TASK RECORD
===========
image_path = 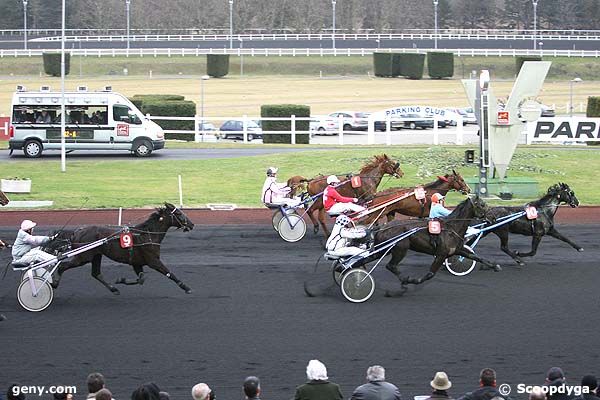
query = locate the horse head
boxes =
[376,154,404,178]
[469,195,492,221]
[162,203,195,231]
[0,190,9,206]
[549,183,579,208]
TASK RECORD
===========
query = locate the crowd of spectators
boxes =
[3,365,599,400]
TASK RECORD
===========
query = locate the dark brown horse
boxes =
[357,170,471,225]
[477,183,582,266]
[0,190,9,206]
[51,203,195,295]
[287,154,404,237]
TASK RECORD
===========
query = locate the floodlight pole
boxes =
[22,0,28,50]
[61,0,66,172]
[569,77,582,117]
[229,0,234,49]
[332,0,336,50]
[433,0,439,50]
[126,0,131,51]
[200,75,210,142]
[477,70,491,197]
[532,0,539,50]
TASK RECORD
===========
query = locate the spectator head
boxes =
[131,383,161,400]
[430,372,452,391]
[306,360,328,381]
[53,392,74,400]
[243,376,261,399]
[366,366,386,383]
[87,373,106,394]
[581,375,598,393]
[479,368,497,387]
[529,386,546,400]
[546,367,566,384]
[191,383,212,400]
[159,392,170,400]
[7,385,25,400]
[96,389,112,400]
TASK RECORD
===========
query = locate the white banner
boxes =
[527,117,600,142]
[371,105,459,121]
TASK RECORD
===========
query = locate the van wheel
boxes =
[23,140,43,158]
[133,140,153,157]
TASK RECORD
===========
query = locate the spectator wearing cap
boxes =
[457,368,509,400]
[573,375,600,400]
[295,359,343,400]
[545,367,574,400]
[243,376,261,400]
[191,383,212,400]
[350,365,402,400]
[131,383,161,400]
[87,373,107,400]
[424,372,453,400]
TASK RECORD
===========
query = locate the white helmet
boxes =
[335,215,352,226]
[21,219,36,230]
[327,175,340,185]
[266,167,278,176]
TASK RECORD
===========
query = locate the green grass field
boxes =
[1,146,598,209]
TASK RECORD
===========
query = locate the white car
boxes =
[328,111,370,131]
[310,116,339,135]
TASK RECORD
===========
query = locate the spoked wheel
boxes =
[272,209,296,232]
[277,213,306,242]
[444,245,477,276]
[340,269,375,303]
[21,268,53,284]
[17,277,54,312]
[304,255,340,298]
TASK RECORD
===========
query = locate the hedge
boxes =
[261,104,310,144]
[140,100,196,140]
[427,52,454,79]
[129,94,185,110]
[42,52,71,77]
[399,53,426,80]
[586,97,600,145]
[373,52,396,77]
[516,56,542,75]
[207,54,230,78]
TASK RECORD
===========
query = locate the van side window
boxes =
[113,104,141,125]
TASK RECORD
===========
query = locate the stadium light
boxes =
[569,77,582,117]
[22,0,28,50]
[332,0,336,50]
[532,0,539,50]
[126,0,131,51]
[229,0,234,49]
[433,0,439,50]
[200,75,210,142]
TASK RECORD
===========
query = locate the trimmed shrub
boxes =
[261,104,310,144]
[516,56,542,75]
[140,100,196,141]
[586,97,600,145]
[427,52,454,79]
[42,52,70,77]
[129,94,185,109]
[399,53,426,80]
[207,54,230,78]
[373,52,396,77]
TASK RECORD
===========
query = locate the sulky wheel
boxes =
[17,276,54,312]
[277,213,306,242]
[444,245,477,276]
[272,208,297,232]
[340,269,375,303]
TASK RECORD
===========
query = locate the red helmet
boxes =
[431,193,445,203]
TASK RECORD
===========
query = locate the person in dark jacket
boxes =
[545,367,574,400]
[458,368,508,400]
[243,376,261,400]
[424,372,453,400]
[350,365,402,400]
[573,375,600,400]
[295,360,343,400]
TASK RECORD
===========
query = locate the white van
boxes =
[8,85,165,158]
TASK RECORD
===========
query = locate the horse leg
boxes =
[384,245,409,284]
[401,255,445,285]
[90,254,120,295]
[115,265,146,285]
[547,226,584,252]
[51,257,86,289]
[318,208,331,237]
[386,211,395,223]
[306,205,320,234]
[516,235,543,258]
[454,247,503,272]
[146,259,192,294]
[493,229,525,266]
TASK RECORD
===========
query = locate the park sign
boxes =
[371,105,459,121]
[527,117,600,142]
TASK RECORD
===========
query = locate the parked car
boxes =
[462,107,478,124]
[218,119,263,140]
[541,105,556,117]
[310,115,340,135]
[399,113,434,130]
[328,111,370,131]
[198,122,217,132]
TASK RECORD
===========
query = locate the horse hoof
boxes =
[110,287,120,295]
[313,226,319,234]
[516,260,525,267]
[185,288,192,294]
[577,248,584,252]
[493,264,502,272]
[0,314,6,322]
[115,277,126,285]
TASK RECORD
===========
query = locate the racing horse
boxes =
[477,182,582,266]
[0,190,9,206]
[50,203,195,295]
[368,196,500,288]
[287,154,404,237]
[357,170,471,225]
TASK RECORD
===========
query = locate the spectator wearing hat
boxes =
[424,372,453,400]
[457,368,509,400]
[87,373,108,400]
[243,376,261,400]
[350,365,402,400]
[191,383,213,400]
[295,359,343,400]
[12,219,56,266]
[573,375,600,400]
[545,367,574,400]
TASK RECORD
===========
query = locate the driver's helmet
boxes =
[335,215,352,227]
[431,193,445,204]
[266,167,278,177]
[20,219,37,231]
[327,175,340,185]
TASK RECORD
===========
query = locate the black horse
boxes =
[370,196,500,288]
[50,203,195,295]
[477,182,582,266]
